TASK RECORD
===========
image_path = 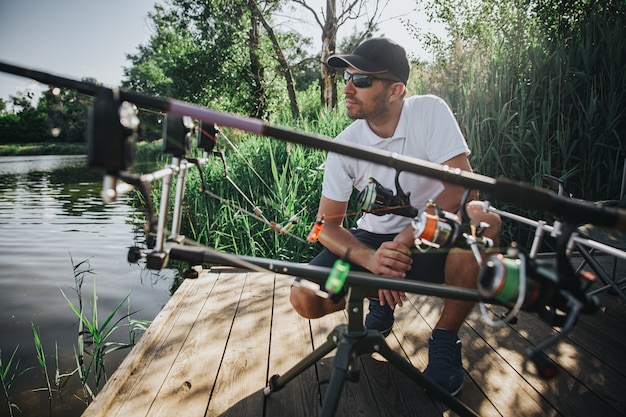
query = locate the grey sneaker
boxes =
[423,329,464,395]
[364,298,394,337]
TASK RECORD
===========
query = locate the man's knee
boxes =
[289,286,318,318]
[290,284,344,319]
[466,200,501,239]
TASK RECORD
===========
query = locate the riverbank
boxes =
[0,140,162,158]
[0,154,178,417]
[0,142,87,156]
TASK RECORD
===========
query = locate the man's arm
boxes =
[317,195,412,279]
[433,153,477,213]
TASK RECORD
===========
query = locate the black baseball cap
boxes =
[327,38,410,85]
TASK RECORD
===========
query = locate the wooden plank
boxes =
[567,317,626,373]
[81,270,221,417]
[265,275,321,417]
[206,272,275,416]
[409,294,559,417]
[489,306,626,416]
[467,296,625,417]
[395,294,500,417]
[82,265,626,417]
[310,302,385,417]
[359,298,446,417]
[578,295,626,338]
[122,270,247,417]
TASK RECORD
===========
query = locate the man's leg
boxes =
[290,246,347,319]
[290,286,346,319]
[437,200,501,331]
[290,229,396,320]
[424,200,501,395]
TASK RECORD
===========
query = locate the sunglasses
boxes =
[343,71,400,88]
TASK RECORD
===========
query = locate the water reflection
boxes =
[0,155,177,417]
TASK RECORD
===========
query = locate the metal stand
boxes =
[263,286,479,417]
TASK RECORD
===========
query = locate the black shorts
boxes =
[295,228,447,300]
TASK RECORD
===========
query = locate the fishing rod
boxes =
[0,61,616,381]
[1,60,625,233]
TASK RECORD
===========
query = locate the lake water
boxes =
[0,155,178,417]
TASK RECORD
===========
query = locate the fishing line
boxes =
[2,61,622,232]
[200,188,307,244]
[216,129,273,194]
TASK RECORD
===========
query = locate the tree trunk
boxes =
[321,0,337,108]
[251,0,300,118]
[247,0,267,118]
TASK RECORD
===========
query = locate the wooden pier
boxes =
[81,258,626,417]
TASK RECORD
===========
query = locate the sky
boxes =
[0,0,442,105]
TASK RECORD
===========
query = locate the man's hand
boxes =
[365,241,412,309]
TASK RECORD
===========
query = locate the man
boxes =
[290,37,501,395]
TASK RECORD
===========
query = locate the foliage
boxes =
[122,1,258,138]
[60,258,138,399]
[412,0,626,247]
[181,131,325,262]
[0,346,31,417]
[0,108,48,143]
[0,85,90,145]
[36,87,90,142]
[124,1,258,112]
[0,142,86,156]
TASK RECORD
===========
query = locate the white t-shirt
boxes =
[322,94,470,234]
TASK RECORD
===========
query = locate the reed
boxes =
[59,257,142,403]
[0,346,31,417]
[31,323,53,413]
[61,283,135,399]
[180,131,326,261]
[413,4,625,248]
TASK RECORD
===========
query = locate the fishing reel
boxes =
[357,172,418,218]
[477,224,599,379]
[411,191,493,260]
[478,247,559,313]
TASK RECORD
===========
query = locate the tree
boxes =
[36,86,89,142]
[247,0,268,118]
[122,1,254,139]
[249,0,300,117]
[9,91,35,113]
[123,1,276,117]
[288,0,388,108]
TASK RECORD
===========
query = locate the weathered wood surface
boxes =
[82,257,626,417]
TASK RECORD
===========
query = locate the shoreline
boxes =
[0,142,87,156]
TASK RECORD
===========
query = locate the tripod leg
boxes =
[265,337,337,395]
[319,366,349,417]
[376,342,479,417]
[318,341,354,417]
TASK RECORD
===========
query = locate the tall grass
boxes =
[0,142,87,156]
[413,2,626,248]
[182,131,327,262]
[167,93,352,262]
[60,259,138,400]
[0,346,31,417]
[31,324,53,413]
[2,258,147,416]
